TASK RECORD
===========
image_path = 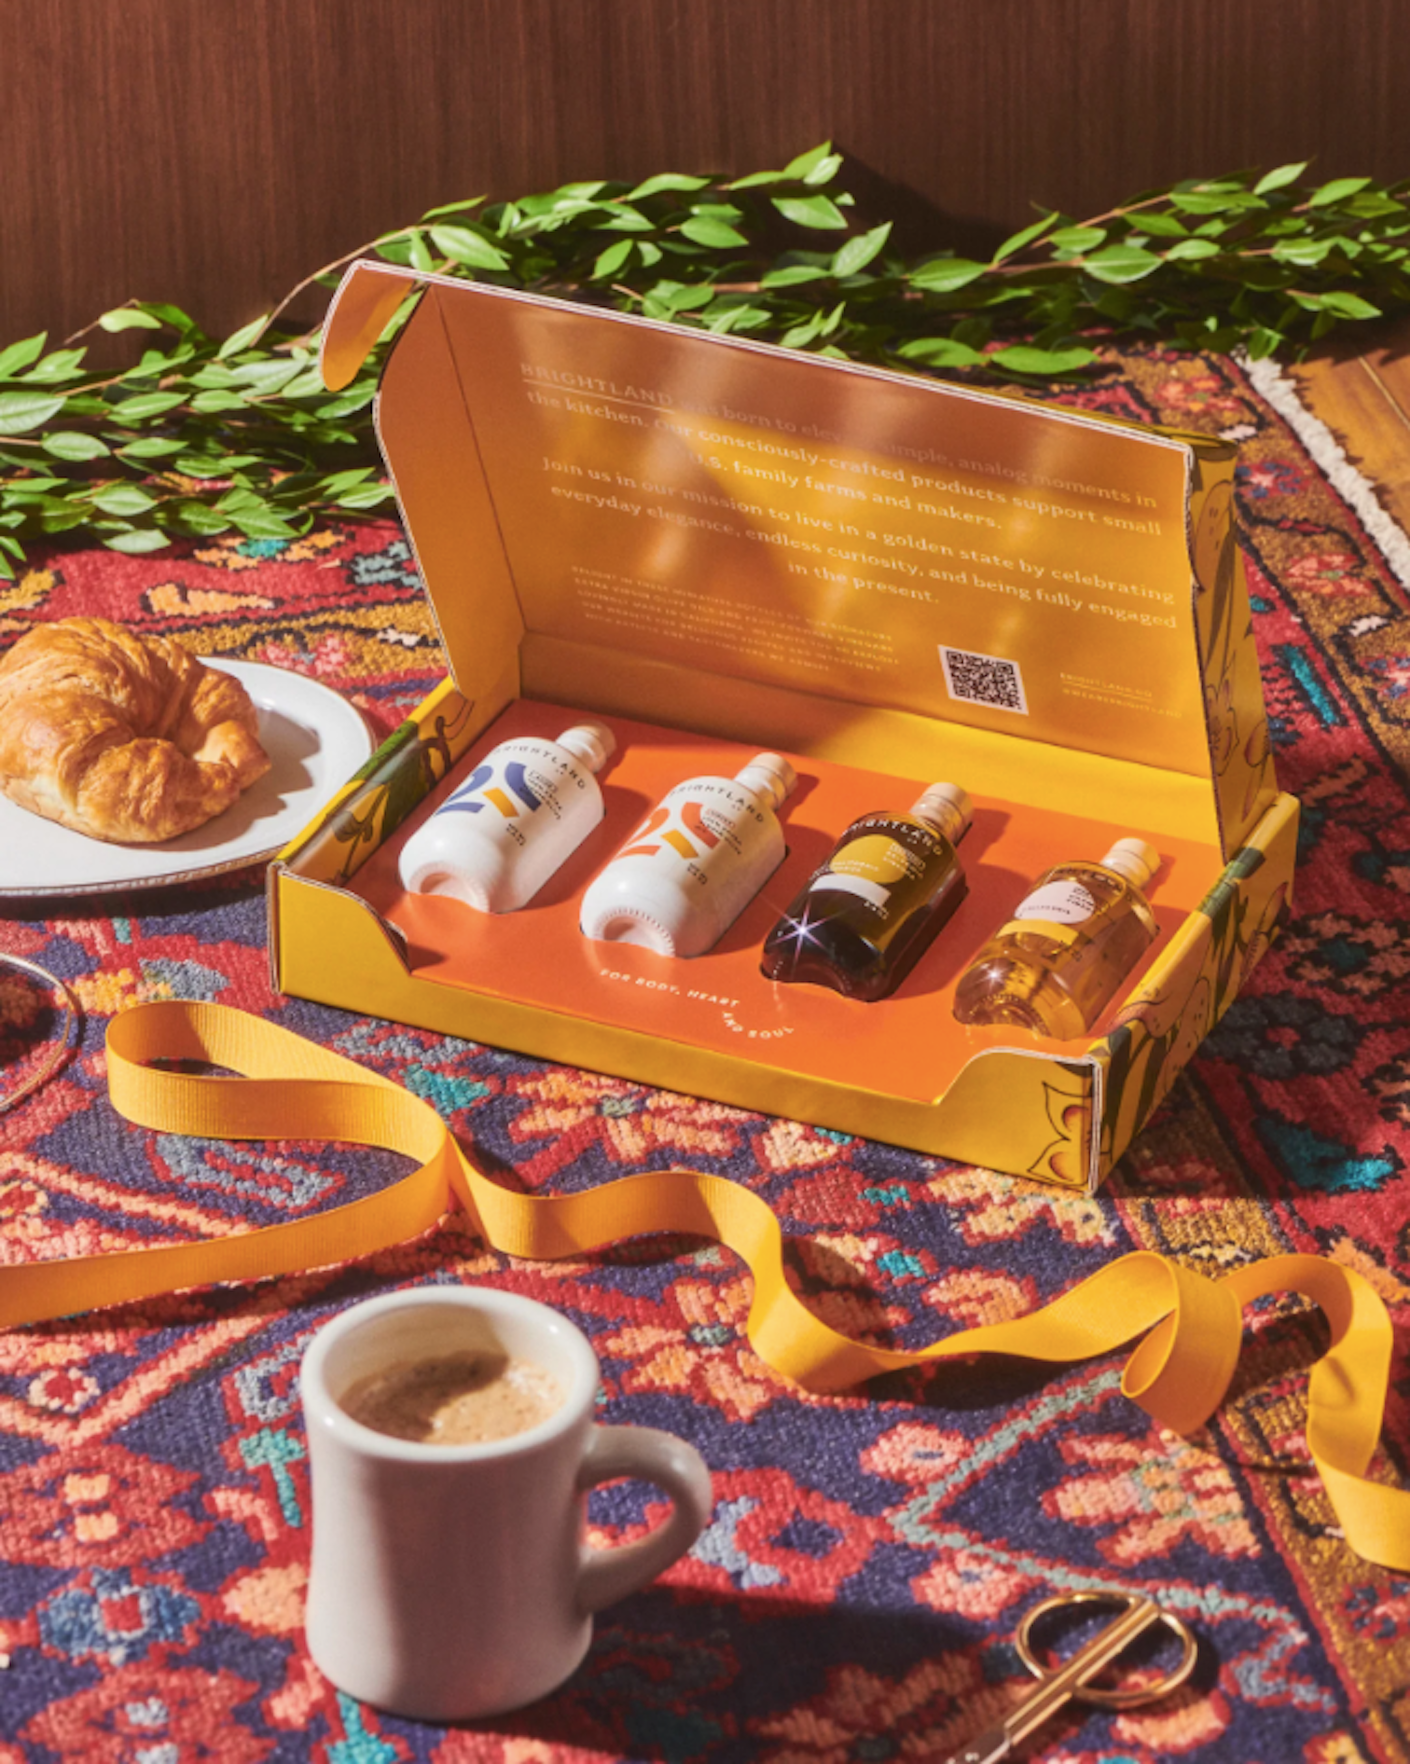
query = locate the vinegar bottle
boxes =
[760,782,972,1001]
[952,836,1160,1038]
[398,723,616,913]
[579,752,797,958]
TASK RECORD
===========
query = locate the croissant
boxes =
[0,617,271,844]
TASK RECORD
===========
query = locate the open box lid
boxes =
[321,261,1277,860]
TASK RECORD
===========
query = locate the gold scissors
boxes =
[941,1590,1200,1764]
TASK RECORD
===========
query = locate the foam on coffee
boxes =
[340,1350,563,1445]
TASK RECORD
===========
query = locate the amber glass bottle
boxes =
[952,837,1159,1038]
[760,782,971,1001]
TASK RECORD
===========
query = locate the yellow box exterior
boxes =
[272,677,1296,1192]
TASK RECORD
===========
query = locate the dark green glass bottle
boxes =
[760,782,971,1001]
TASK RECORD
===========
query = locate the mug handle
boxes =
[575,1425,714,1614]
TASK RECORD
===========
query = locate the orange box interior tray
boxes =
[351,698,1222,1105]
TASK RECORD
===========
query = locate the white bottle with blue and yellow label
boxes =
[579,752,797,957]
[399,723,616,913]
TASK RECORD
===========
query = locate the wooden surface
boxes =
[1292,323,1410,533]
[4,0,1410,344]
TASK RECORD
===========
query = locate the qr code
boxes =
[939,645,1028,714]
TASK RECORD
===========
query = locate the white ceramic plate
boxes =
[0,660,374,899]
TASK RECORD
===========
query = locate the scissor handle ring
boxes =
[0,951,80,1115]
[1015,1591,1200,1710]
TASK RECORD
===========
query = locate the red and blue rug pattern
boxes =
[1,347,1409,1763]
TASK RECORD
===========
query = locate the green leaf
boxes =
[761,263,829,288]
[230,506,300,540]
[1132,212,1190,238]
[895,337,985,367]
[23,348,86,383]
[832,222,892,277]
[626,172,711,199]
[408,231,435,273]
[190,390,250,415]
[1170,190,1261,214]
[333,482,395,509]
[0,390,66,434]
[909,257,988,293]
[37,502,90,533]
[228,358,305,393]
[40,431,111,461]
[1083,243,1164,283]
[1253,161,1310,196]
[98,306,164,333]
[140,302,201,333]
[168,501,235,536]
[217,312,272,358]
[315,387,378,418]
[420,195,487,220]
[1308,176,1374,208]
[1347,192,1406,218]
[782,142,835,180]
[994,212,1057,262]
[1048,226,1108,255]
[726,169,785,190]
[801,154,843,187]
[1245,325,1285,360]
[643,281,716,317]
[316,468,377,495]
[170,452,236,477]
[429,224,511,270]
[679,216,749,249]
[1270,237,1333,266]
[780,311,825,349]
[116,436,186,460]
[111,390,188,421]
[279,369,330,399]
[103,527,171,554]
[89,483,157,516]
[596,205,656,234]
[1163,237,1222,261]
[1319,290,1383,319]
[0,333,47,378]
[591,238,635,280]
[988,344,1097,374]
[772,195,848,230]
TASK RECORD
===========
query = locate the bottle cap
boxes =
[555,723,616,773]
[735,752,796,811]
[1101,836,1160,889]
[911,781,972,844]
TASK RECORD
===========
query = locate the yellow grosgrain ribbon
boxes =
[3,1000,1406,1571]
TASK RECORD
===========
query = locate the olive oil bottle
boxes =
[952,837,1159,1038]
[760,782,972,1001]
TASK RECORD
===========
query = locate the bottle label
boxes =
[612,779,766,888]
[435,737,596,853]
[811,872,891,910]
[1013,879,1098,926]
[438,739,588,841]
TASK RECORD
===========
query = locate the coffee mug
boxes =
[300,1287,714,1720]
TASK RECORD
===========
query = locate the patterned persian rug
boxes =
[1,346,1408,1764]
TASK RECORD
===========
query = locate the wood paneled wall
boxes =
[4,0,1408,344]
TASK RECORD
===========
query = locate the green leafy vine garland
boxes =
[1,144,1405,577]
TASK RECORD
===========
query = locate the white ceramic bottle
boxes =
[579,752,797,957]
[399,723,616,913]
